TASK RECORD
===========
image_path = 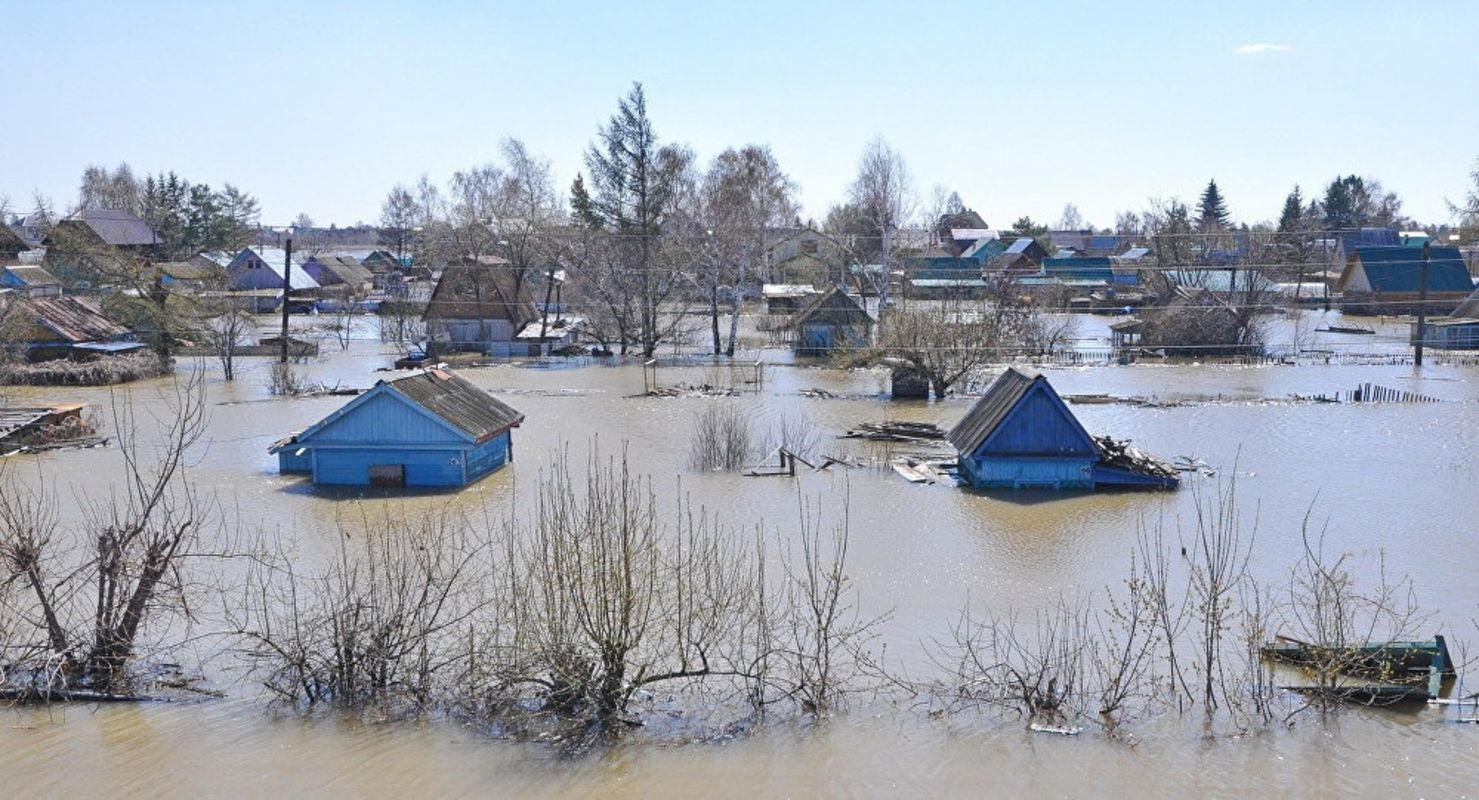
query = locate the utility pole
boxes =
[280,237,293,363]
[1414,240,1430,367]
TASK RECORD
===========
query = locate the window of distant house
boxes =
[801,240,818,254]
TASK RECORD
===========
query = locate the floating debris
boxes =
[841,421,947,443]
[1028,722,1081,736]
[799,387,837,399]
[636,383,742,398]
[1093,435,1180,483]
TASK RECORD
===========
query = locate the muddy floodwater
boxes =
[3,312,1478,797]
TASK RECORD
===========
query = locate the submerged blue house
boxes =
[270,369,524,487]
[947,368,1177,491]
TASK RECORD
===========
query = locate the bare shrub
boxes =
[762,410,820,461]
[269,362,308,396]
[231,509,488,713]
[688,402,754,471]
[0,371,208,696]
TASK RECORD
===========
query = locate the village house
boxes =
[947,367,1178,491]
[225,247,321,311]
[0,295,142,361]
[422,257,540,357]
[1,265,62,297]
[988,237,1048,273]
[300,254,374,292]
[269,368,524,488]
[788,285,873,357]
[361,249,404,274]
[762,283,820,314]
[764,228,845,286]
[1410,287,1479,350]
[41,208,158,286]
[1336,245,1473,315]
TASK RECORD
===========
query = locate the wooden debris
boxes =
[1028,722,1082,736]
[841,420,947,443]
[1094,435,1178,480]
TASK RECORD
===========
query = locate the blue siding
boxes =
[309,391,467,445]
[278,451,312,473]
[466,432,511,481]
[312,446,466,487]
[960,454,1095,489]
[978,389,1097,457]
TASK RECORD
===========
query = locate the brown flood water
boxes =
[3,315,1478,797]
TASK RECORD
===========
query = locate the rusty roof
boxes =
[18,295,132,343]
[385,369,524,442]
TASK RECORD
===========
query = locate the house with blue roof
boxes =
[947,368,1177,491]
[1337,245,1474,315]
[269,369,524,488]
[1042,256,1116,286]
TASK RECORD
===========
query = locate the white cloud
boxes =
[1235,43,1293,55]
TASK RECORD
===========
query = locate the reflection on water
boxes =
[3,325,1478,796]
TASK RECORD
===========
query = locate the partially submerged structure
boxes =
[422,259,540,357]
[947,368,1178,490]
[0,295,141,360]
[1,265,62,297]
[1336,245,1473,315]
[789,286,873,357]
[270,369,524,488]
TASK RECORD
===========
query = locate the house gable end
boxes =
[975,382,1097,458]
[296,384,474,447]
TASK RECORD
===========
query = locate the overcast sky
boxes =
[6,0,1477,229]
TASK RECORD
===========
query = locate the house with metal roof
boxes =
[40,208,158,287]
[301,254,373,290]
[226,247,321,293]
[1042,256,1115,286]
[1,295,141,360]
[1336,245,1474,315]
[989,237,1048,273]
[788,286,873,357]
[423,258,540,357]
[1,265,62,297]
[947,368,1178,491]
[268,368,524,488]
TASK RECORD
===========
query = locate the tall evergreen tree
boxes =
[1197,179,1230,230]
[1322,175,1363,229]
[1278,185,1304,232]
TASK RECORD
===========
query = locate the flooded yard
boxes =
[3,313,1478,797]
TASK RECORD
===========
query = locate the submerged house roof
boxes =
[1337,246,1473,294]
[947,368,1096,457]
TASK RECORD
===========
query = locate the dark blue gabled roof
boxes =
[1352,246,1473,293]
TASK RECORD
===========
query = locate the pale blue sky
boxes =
[5,0,1477,228]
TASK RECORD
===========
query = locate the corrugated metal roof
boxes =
[1353,246,1473,293]
[947,368,1038,454]
[67,208,157,246]
[307,254,373,286]
[18,295,131,343]
[386,369,524,442]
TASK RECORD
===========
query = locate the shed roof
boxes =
[2,265,60,286]
[15,295,131,342]
[948,368,1065,454]
[790,286,872,328]
[309,254,374,286]
[1348,246,1473,293]
[59,208,157,247]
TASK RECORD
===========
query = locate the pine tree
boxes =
[1322,175,1363,229]
[1197,179,1230,230]
[1277,185,1304,232]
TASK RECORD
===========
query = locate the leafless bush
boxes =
[269,362,308,396]
[688,402,755,471]
[230,509,488,713]
[0,371,209,697]
[762,410,820,461]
